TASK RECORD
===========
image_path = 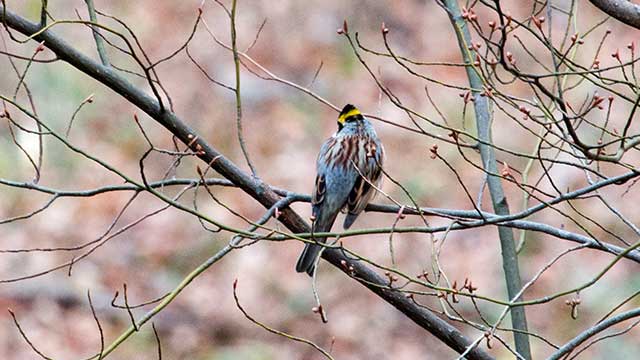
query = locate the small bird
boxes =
[296,104,385,275]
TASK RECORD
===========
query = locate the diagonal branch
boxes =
[548,307,640,360]
[589,0,640,30]
[0,5,493,360]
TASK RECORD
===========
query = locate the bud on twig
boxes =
[592,94,605,110]
[337,20,348,35]
[505,51,515,66]
[485,332,493,349]
[429,144,438,159]
[501,162,511,178]
[505,12,512,27]
[611,48,620,62]
[340,260,349,271]
[532,16,541,30]
[461,6,469,20]
[460,91,472,104]
[518,105,530,120]
[565,298,581,319]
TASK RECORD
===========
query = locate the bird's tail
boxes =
[295,242,323,276]
[295,211,337,276]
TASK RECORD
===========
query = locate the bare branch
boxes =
[548,307,640,359]
[589,0,640,29]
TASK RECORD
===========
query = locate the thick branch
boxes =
[442,0,531,358]
[0,5,493,360]
[589,0,640,29]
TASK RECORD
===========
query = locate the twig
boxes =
[65,93,94,137]
[84,0,110,66]
[8,309,53,360]
[87,290,105,360]
[152,323,162,360]
[548,307,640,359]
[230,0,257,176]
[233,279,335,359]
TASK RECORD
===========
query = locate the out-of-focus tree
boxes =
[1,0,639,359]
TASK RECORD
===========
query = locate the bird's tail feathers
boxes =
[343,212,359,229]
[295,211,337,276]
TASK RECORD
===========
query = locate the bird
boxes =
[296,104,385,275]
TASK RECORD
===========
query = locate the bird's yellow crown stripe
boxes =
[338,108,361,124]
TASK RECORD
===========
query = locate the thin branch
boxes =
[152,323,162,360]
[233,279,334,359]
[548,307,640,359]
[8,309,53,360]
[84,0,110,66]
[230,0,257,176]
[87,290,105,360]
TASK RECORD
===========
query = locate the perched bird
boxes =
[296,104,385,275]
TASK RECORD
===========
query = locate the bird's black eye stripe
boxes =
[345,114,364,122]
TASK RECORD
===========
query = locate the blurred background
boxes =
[1,0,639,359]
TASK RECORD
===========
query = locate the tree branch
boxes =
[441,0,531,358]
[589,0,640,30]
[548,307,640,360]
[0,5,492,360]
[84,0,110,67]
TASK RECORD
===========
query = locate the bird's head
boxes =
[337,104,363,131]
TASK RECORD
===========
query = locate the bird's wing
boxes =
[311,136,349,232]
[344,139,384,228]
[311,173,326,207]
